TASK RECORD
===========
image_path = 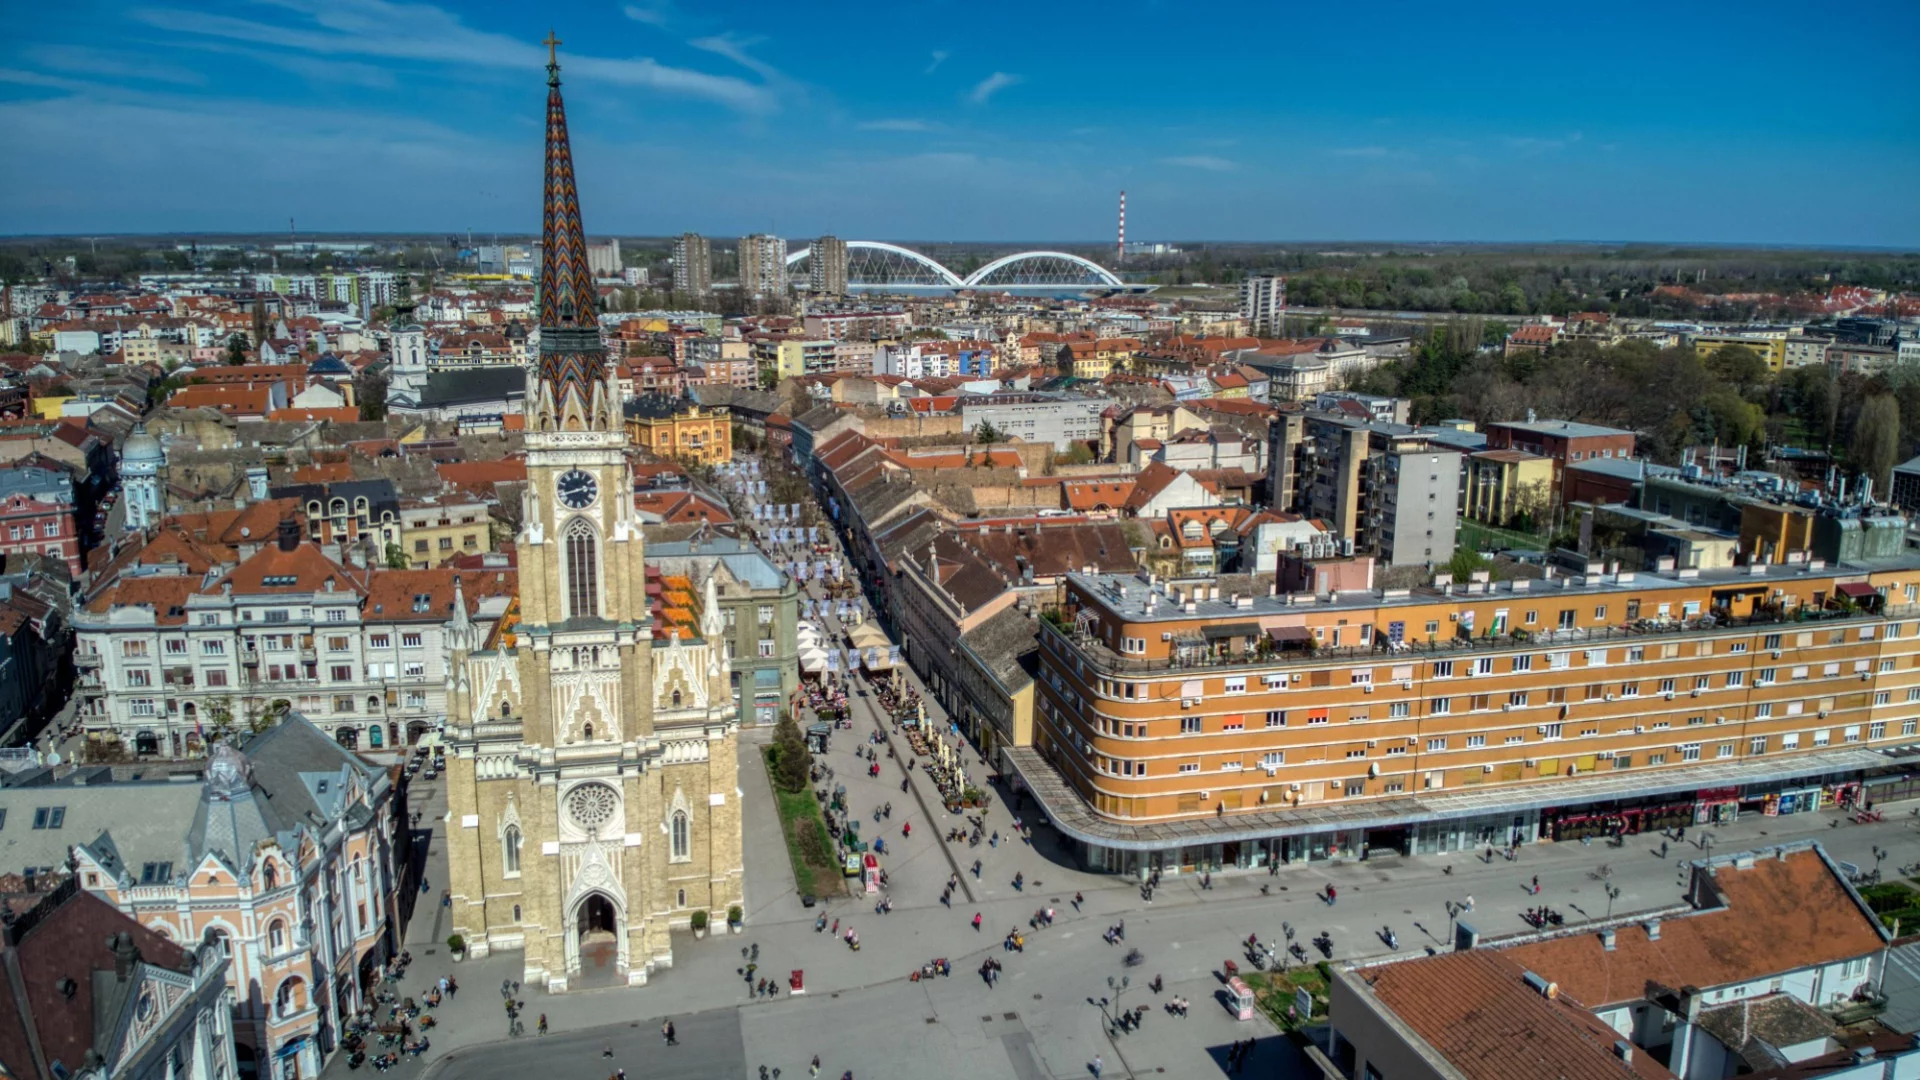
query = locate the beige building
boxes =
[442,54,743,994]
[399,496,493,567]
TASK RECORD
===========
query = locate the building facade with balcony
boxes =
[73,520,513,755]
[396,497,493,568]
[1017,559,1920,878]
[2,726,403,1080]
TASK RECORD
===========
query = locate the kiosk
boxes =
[1227,976,1255,1021]
[862,853,882,894]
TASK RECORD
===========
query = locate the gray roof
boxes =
[646,538,788,592]
[1489,419,1634,440]
[1567,457,1681,482]
[960,605,1038,692]
[0,778,201,883]
[419,367,526,408]
[0,714,382,887]
[1894,454,1920,477]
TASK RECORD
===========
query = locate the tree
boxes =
[1851,394,1902,498]
[770,710,812,793]
[385,542,412,569]
[974,421,1004,444]
[1705,345,1769,396]
[355,369,388,421]
[1448,547,1489,581]
[224,333,249,365]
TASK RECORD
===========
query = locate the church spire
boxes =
[530,32,612,432]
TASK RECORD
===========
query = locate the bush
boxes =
[690,910,708,931]
[728,905,743,925]
[447,934,465,953]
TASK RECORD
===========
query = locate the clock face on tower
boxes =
[556,469,599,510]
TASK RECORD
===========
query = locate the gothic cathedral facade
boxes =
[441,44,744,992]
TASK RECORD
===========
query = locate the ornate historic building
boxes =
[442,41,744,992]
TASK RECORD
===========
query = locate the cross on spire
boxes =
[543,30,562,84]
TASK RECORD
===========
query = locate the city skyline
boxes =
[2,0,1918,246]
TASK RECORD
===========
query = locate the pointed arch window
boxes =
[670,810,690,862]
[564,517,599,620]
[502,824,522,877]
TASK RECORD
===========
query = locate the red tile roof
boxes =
[1502,848,1884,1008]
[1361,949,1676,1080]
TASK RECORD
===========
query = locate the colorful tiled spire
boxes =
[531,33,611,432]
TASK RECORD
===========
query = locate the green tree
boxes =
[1850,394,1902,497]
[1705,345,1769,396]
[770,711,812,793]
[224,333,249,365]
[1448,547,1489,581]
[974,421,1004,444]
[385,543,412,569]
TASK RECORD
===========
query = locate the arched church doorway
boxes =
[571,892,624,989]
[578,894,616,935]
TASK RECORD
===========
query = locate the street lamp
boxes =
[1105,974,1133,1035]
[1604,883,1621,921]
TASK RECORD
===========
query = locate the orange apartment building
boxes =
[1017,557,1920,877]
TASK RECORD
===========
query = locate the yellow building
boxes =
[1467,449,1556,524]
[1693,332,1787,372]
[623,393,733,464]
[398,497,494,567]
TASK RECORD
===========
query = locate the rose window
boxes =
[566,783,618,830]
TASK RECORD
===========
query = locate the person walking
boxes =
[972,912,982,932]
[1091,1053,1104,1078]
[1464,895,1474,912]
[1531,874,1540,894]
[810,1056,821,1078]
[538,1014,548,1036]
[662,1019,677,1046]
[1073,891,1083,911]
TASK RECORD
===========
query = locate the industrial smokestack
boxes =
[1116,190,1126,266]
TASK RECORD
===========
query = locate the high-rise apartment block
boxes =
[1269,413,1461,567]
[1241,275,1286,336]
[1017,557,1920,876]
[672,232,712,294]
[809,235,849,295]
[738,233,788,299]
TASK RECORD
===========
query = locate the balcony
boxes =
[1042,602,1895,678]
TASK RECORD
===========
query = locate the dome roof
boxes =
[123,424,162,463]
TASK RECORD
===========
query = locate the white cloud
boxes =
[30,44,206,86]
[858,119,935,132]
[968,71,1019,105]
[621,2,672,26]
[1159,155,1235,172]
[925,50,948,74]
[129,0,778,113]
[688,33,785,86]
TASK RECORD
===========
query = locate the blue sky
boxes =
[3,0,1917,245]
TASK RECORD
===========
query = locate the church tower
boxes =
[442,37,743,993]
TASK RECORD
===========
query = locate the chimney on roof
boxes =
[1521,971,1558,999]
[1613,1041,1633,1065]
[276,519,300,552]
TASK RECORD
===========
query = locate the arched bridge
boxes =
[786,242,1151,294]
